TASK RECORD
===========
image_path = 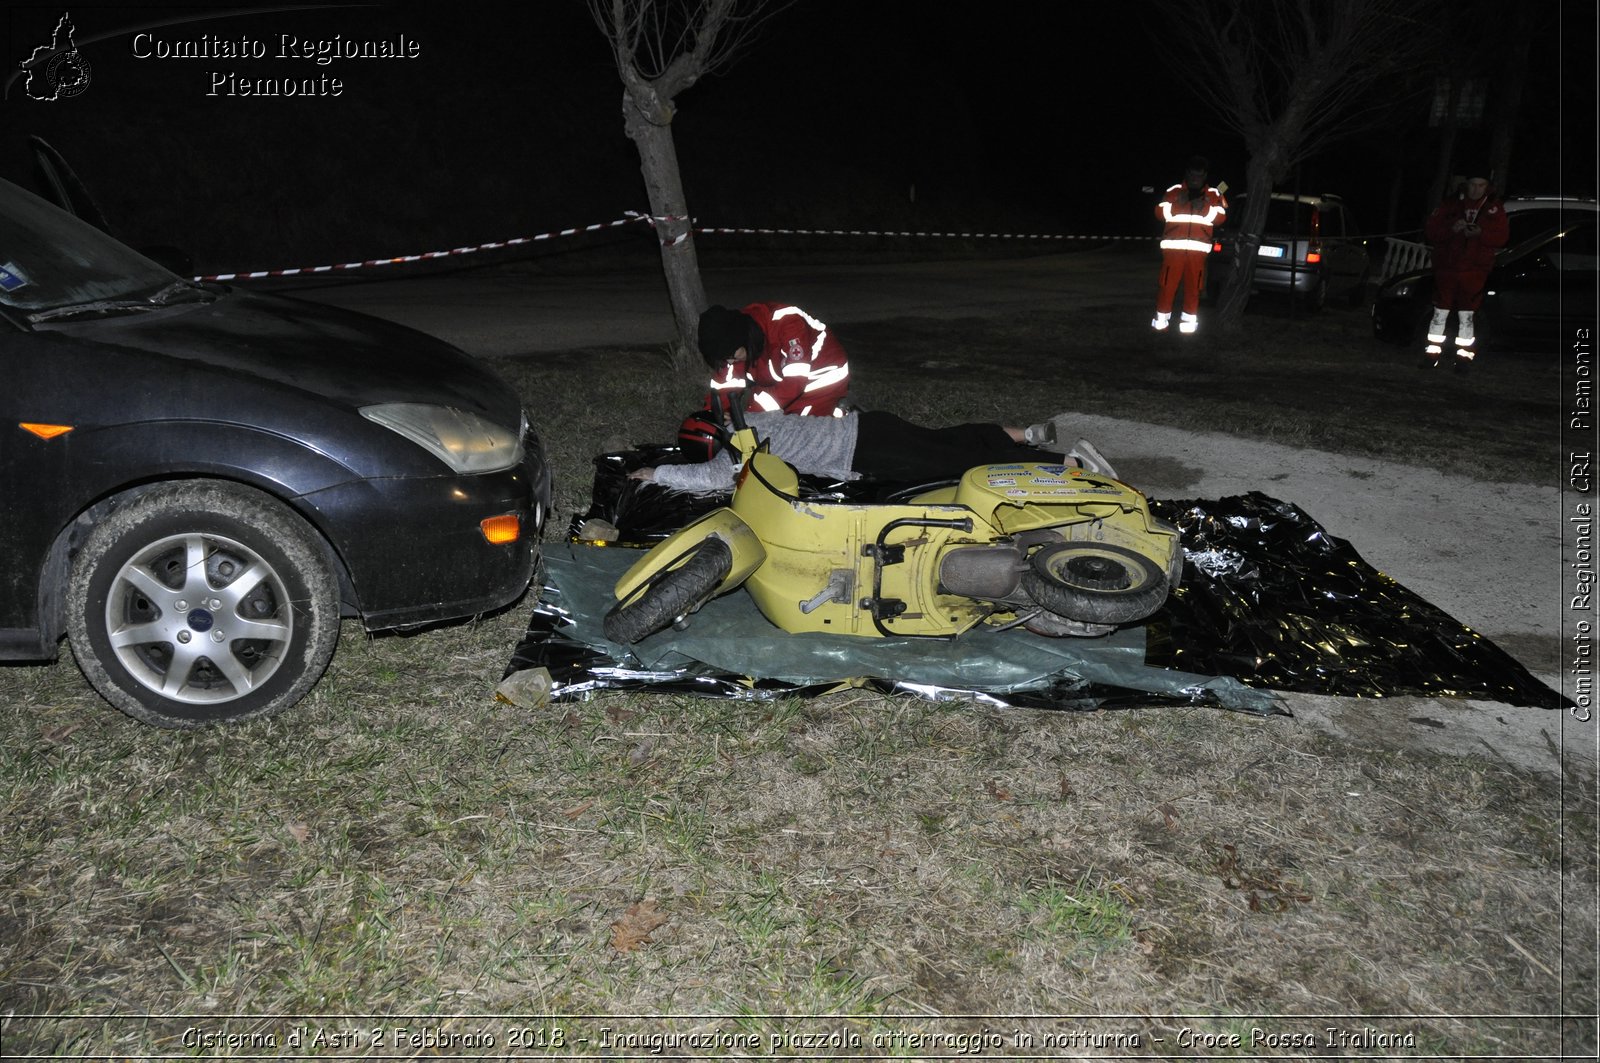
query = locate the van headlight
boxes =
[360,403,523,474]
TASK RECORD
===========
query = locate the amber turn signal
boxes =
[20,423,73,440]
[479,513,521,545]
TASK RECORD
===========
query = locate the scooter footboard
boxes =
[612,509,767,602]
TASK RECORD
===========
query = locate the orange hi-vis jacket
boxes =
[1157,183,1228,254]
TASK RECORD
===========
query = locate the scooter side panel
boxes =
[938,463,1183,580]
[741,500,1002,637]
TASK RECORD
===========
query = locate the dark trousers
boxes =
[853,411,1054,482]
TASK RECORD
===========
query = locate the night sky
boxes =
[0,0,1588,277]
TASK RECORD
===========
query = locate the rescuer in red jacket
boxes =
[1421,172,1509,371]
[698,302,851,416]
[1152,156,1227,335]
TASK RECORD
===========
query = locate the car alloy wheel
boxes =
[68,482,339,728]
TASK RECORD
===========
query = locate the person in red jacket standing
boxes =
[1421,171,1509,372]
[1152,156,1227,335]
[698,302,851,416]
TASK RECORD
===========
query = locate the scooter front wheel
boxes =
[1022,542,1169,627]
[603,538,734,645]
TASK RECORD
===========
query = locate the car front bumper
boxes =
[299,429,552,629]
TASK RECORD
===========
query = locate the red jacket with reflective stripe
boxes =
[1157,184,1227,254]
[707,301,851,416]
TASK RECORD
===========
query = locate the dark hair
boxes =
[697,305,761,369]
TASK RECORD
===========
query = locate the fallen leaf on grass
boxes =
[562,799,595,819]
[610,899,669,951]
[41,723,83,744]
[1158,802,1181,830]
[1058,773,1074,799]
[984,779,1013,802]
[286,822,311,844]
[1212,843,1312,910]
[606,706,639,725]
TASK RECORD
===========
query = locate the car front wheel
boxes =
[67,482,340,728]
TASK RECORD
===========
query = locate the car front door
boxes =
[1488,221,1598,345]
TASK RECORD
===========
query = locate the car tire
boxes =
[67,482,340,729]
[1301,274,1329,312]
[603,538,732,645]
[1021,542,1169,627]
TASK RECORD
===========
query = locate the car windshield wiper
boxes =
[27,280,216,323]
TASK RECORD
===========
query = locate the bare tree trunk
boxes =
[1427,75,1463,208]
[1214,155,1278,328]
[621,91,706,376]
[1487,4,1533,193]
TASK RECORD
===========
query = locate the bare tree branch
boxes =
[584,0,798,369]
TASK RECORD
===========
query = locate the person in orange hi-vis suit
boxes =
[1152,156,1227,335]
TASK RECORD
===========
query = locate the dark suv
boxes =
[1212,193,1373,309]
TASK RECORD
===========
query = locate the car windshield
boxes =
[1501,218,1598,269]
[0,179,178,313]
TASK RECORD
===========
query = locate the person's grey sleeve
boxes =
[651,455,736,494]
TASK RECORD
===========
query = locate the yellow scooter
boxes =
[604,396,1182,645]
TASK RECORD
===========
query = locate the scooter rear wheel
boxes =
[603,538,734,645]
[1022,542,1169,626]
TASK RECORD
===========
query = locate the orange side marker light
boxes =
[479,514,521,545]
[20,423,73,440]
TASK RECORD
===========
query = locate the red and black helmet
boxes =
[677,410,725,463]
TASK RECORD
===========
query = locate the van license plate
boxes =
[1257,245,1286,258]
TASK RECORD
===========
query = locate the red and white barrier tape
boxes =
[696,226,1143,241]
[195,214,1144,282]
[196,216,646,281]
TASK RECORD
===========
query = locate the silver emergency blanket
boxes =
[501,450,1565,713]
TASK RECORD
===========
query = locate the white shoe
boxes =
[1024,413,1074,448]
[1068,438,1119,479]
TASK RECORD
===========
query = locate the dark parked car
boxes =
[1212,192,1372,309]
[1371,216,1598,352]
[0,178,550,728]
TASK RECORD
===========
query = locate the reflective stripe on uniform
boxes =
[1159,205,1224,226]
[1160,239,1214,254]
[751,390,782,412]
[772,304,830,360]
[802,364,850,392]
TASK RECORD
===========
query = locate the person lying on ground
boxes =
[629,410,1115,494]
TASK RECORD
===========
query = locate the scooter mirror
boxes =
[723,387,750,434]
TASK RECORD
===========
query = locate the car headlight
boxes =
[1389,282,1412,298]
[360,403,524,474]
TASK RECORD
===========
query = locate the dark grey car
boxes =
[1213,193,1373,309]
[1,178,551,728]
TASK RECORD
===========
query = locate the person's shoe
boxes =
[1024,414,1072,449]
[1068,438,1119,480]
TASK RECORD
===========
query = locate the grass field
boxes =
[1,273,1592,1059]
